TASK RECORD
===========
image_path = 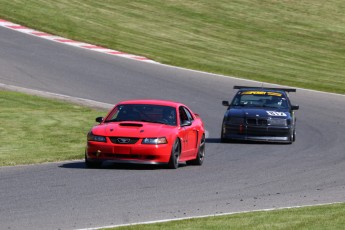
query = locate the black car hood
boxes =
[226,107,292,119]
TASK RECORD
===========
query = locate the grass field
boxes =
[0,0,345,94]
[0,90,102,166]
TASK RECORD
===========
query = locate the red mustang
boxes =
[85,100,205,169]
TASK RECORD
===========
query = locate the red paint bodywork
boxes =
[85,100,205,166]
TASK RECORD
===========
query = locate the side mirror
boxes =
[180,120,192,127]
[95,117,104,123]
[222,100,230,106]
[291,105,299,110]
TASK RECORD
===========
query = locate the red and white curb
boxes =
[0,19,157,63]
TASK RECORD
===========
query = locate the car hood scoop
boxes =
[91,122,174,137]
[119,123,143,127]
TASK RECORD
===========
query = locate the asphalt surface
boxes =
[1,26,345,230]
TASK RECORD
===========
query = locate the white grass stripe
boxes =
[0,19,16,26]
[60,42,91,47]
[12,28,35,33]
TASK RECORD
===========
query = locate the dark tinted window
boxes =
[231,91,288,109]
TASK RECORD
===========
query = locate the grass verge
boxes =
[107,203,345,230]
[0,1,345,94]
[0,90,103,166]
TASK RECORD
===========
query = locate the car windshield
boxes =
[104,104,177,126]
[231,91,288,109]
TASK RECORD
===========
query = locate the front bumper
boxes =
[222,122,292,142]
[86,139,172,164]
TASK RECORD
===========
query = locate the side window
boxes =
[183,107,194,121]
[179,106,189,124]
[231,93,241,106]
[105,106,120,121]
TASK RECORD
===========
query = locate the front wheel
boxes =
[85,151,102,168]
[187,135,205,166]
[220,132,226,143]
[168,139,181,169]
[288,129,296,144]
[220,130,231,143]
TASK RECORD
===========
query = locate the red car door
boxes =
[179,107,198,158]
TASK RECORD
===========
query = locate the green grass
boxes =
[1,1,345,94]
[108,203,345,230]
[0,90,103,166]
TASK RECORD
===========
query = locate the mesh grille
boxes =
[246,118,267,126]
[109,137,139,144]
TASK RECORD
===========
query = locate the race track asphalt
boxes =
[1,26,345,230]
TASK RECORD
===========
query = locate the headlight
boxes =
[142,137,167,144]
[267,118,287,126]
[87,132,106,142]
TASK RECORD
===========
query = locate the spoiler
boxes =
[233,85,296,92]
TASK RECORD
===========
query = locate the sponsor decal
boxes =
[267,92,282,97]
[241,91,266,95]
[241,91,282,97]
[267,111,287,116]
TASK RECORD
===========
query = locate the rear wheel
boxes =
[168,139,181,169]
[187,135,205,166]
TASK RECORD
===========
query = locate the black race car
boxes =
[221,86,299,143]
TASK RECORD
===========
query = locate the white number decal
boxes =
[267,111,287,116]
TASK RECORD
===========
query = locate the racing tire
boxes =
[220,132,227,143]
[288,129,296,144]
[85,152,102,168]
[221,136,232,143]
[168,139,181,169]
[187,135,205,166]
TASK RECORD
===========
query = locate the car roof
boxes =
[116,99,184,107]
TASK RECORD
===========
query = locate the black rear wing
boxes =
[233,85,296,92]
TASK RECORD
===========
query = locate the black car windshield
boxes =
[231,91,288,109]
[104,104,177,126]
